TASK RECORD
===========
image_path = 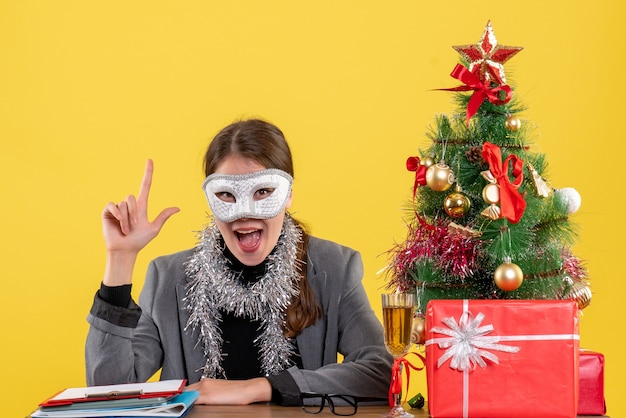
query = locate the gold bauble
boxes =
[494,261,524,291]
[425,163,455,192]
[568,281,592,309]
[505,115,522,131]
[411,316,426,345]
[482,183,500,204]
[444,191,471,218]
[421,156,435,168]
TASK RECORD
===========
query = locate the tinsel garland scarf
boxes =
[183,215,302,379]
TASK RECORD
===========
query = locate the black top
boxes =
[219,245,303,379]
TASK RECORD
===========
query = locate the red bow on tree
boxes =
[406,156,427,198]
[482,142,526,223]
[440,64,512,123]
[388,352,426,407]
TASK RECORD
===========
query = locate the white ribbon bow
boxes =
[431,311,521,371]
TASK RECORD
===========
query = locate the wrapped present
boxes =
[425,299,580,418]
[578,350,606,415]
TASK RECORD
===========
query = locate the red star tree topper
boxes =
[453,20,523,85]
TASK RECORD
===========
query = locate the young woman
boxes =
[85,118,393,405]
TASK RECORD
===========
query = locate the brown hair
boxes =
[204,118,321,338]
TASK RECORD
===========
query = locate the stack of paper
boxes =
[30,379,198,417]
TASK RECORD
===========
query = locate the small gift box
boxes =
[425,299,580,418]
[578,350,606,415]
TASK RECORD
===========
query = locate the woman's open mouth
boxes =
[235,229,262,252]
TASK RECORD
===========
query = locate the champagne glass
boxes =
[381,293,415,418]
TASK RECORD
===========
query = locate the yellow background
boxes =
[1,1,623,416]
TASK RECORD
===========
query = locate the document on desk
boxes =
[30,390,199,417]
[39,379,187,407]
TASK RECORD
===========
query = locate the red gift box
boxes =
[425,299,580,418]
[578,350,606,415]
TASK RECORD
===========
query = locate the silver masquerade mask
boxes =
[202,169,293,222]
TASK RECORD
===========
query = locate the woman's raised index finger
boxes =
[137,159,154,204]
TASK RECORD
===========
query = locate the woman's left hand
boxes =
[185,377,272,405]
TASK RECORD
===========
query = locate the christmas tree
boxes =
[386,21,591,330]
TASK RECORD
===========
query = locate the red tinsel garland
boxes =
[388,216,483,290]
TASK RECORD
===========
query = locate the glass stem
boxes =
[392,363,403,409]
[393,391,403,409]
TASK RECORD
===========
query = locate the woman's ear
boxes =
[285,191,293,210]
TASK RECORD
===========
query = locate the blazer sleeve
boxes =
[85,260,168,386]
[278,238,393,404]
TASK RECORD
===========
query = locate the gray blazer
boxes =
[86,236,393,400]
